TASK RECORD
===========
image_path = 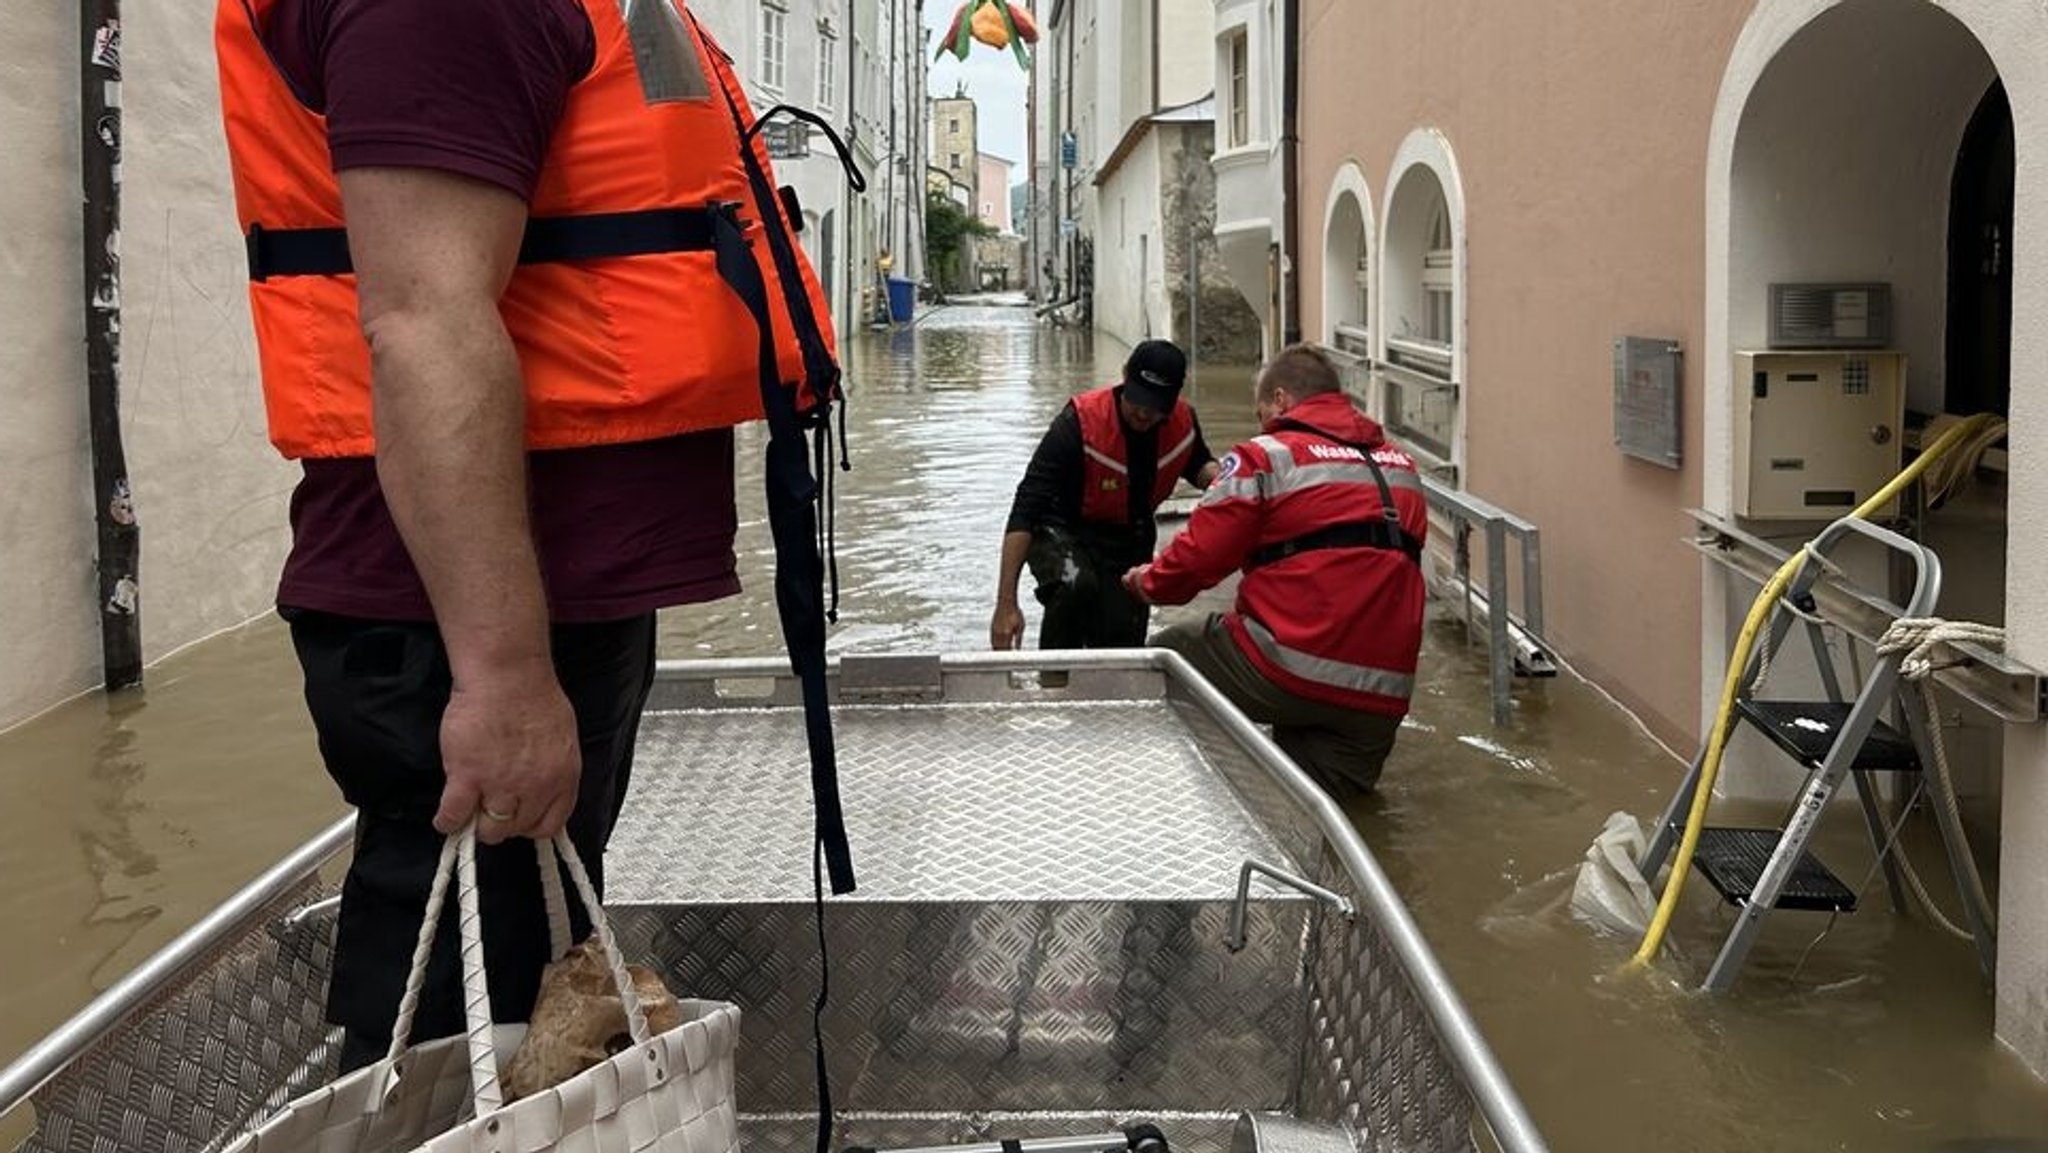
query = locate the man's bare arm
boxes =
[341,165,579,844]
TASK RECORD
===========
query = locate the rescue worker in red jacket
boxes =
[1123,345,1428,798]
[993,341,1221,650]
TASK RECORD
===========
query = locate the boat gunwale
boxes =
[0,649,1546,1153]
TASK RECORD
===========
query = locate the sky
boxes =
[923,2,1031,177]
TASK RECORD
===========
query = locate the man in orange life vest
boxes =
[993,341,1222,650]
[216,0,854,1069]
[1123,346,1428,799]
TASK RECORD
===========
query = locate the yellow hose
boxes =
[1627,413,2002,970]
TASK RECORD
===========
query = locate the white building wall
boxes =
[1095,132,1165,348]
[0,5,293,730]
[1160,0,1218,106]
[1210,0,1286,348]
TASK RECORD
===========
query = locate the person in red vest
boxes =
[993,340,1221,650]
[215,0,852,1070]
[1123,345,1429,799]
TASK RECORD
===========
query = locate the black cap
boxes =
[1121,340,1188,413]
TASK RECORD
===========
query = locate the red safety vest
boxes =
[1217,394,1428,715]
[216,0,837,459]
[1072,385,1198,525]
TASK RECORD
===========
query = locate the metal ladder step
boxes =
[1734,699,1922,772]
[1692,827,1857,912]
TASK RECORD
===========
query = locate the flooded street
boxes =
[4,302,2048,1149]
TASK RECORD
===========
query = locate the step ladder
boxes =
[1639,516,1997,992]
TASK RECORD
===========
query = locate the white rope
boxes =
[1874,617,2003,942]
[1749,624,1775,694]
[1877,617,2006,681]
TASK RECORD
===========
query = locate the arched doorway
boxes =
[1380,130,1466,481]
[1321,164,1373,357]
[1706,0,2047,1073]
[1947,80,2014,419]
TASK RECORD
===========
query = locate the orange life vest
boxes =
[1072,385,1198,525]
[216,0,858,896]
[215,0,838,459]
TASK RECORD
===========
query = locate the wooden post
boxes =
[83,0,141,690]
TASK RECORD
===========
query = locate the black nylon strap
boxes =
[1246,519,1424,568]
[710,206,851,1153]
[707,210,854,893]
[244,206,721,281]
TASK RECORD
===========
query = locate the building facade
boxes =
[1031,0,1218,329]
[977,152,1014,231]
[1094,97,1260,362]
[692,0,929,332]
[934,95,981,217]
[1246,0,2048,1074]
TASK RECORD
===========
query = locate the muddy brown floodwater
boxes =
[3,302,2046,1150]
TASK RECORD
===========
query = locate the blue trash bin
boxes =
[886,277,915,323]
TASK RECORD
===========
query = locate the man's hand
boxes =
[1122,565,1153,604]
[434,659,581,844]
[991,601,1026,649]
[1195,459,1222,488]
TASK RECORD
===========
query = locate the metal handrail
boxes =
[0,817,355,1120]
[1383,335,1455,379]
[1225,860,1355,952]
[1378,353,1459,395]
[1332,322,1373,357]
[1420,475,1553,725]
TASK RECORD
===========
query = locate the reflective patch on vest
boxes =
[1082,443,1129,475]
[619,0,711,103]
[1159,425,1198,472]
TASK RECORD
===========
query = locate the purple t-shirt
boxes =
[260,0,741,623]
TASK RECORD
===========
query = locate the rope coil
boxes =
[1872,617,2002,941]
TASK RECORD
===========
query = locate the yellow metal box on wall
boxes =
[1733,350,1906,520]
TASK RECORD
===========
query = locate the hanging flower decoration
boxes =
[935,1,1038,70]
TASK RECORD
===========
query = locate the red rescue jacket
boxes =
[1141,392,1428,715]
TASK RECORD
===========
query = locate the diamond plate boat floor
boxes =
[609,700,1298,904]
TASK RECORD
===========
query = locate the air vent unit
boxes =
[1768,282,1892,349]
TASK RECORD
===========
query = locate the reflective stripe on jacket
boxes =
[1142,392,1428,715]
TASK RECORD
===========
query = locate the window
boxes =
[1422,199,1453,346]
[760,5,787,92]
[949,151,962,169]
[949,116,960,133]
[1381,179,1457,472]
[1227,32,1249,148]
[817,33,837,110]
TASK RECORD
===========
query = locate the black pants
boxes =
[1026,525,1150,649]
[287,610,658,1071]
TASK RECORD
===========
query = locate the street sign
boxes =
[1060,131,1077,170]
[766,120,811,160]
